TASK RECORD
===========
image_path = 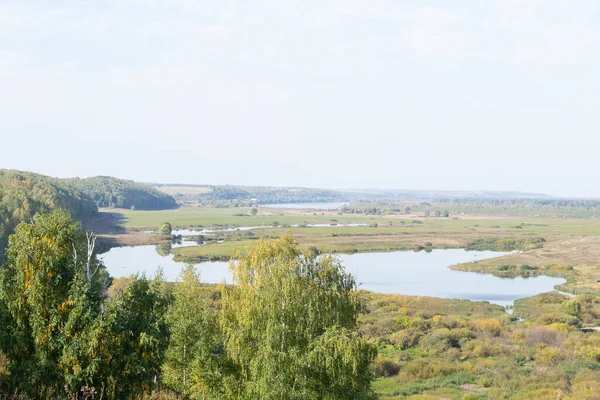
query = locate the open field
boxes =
[452,236,600,296]
[100,206,600,236]
[93,207,600,272]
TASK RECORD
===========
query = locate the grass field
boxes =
[101,207,600,235]
[96,207,600,268]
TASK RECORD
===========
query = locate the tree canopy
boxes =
[0,169,98,262]
[65,176,178,210]
[220,235,377,399]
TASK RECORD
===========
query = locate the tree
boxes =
[434,210,441,217]
[163,265,223,398]
[563,300,582,318]
[159,222,173,236]
[250,207,258,216]
[443,210,450,217]
[102,274,170,398]
[404,206,411,215]
[220,235,377,399]
[0,210,107,394]
[424,210,430,217]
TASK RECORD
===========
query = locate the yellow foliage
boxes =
[546,322,570,332]
[568,381,600,399]
[548,264,567,271]
[472,318,503,336]
[537,346,564,365]
[576,345,600,362]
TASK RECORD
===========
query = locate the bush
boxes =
[537,346,565,365]
[563,300,582,317]
[472,318,503,337]
[525,327,566,346]
[390,328,423,349]
[372,357,401,377]
[400,358,459,380]
[536,313,581,328]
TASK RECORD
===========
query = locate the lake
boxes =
[100,246,565,308]
[259,202,349,210]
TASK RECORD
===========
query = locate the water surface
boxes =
[100,247,565,308]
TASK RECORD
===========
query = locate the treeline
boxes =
[0,170,179,263]
[65,176,178,210]
[183,185,344,207]
[0,212,375,399]
[0,169,98,262]
[350,198,600,218]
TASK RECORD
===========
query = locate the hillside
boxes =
[156,184,345,206]
[66,176,178,210]
[0,169,98,260]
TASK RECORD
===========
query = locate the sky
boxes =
[1,0,599,197]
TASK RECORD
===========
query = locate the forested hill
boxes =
[65,176,178,210]
[0,169,98,259]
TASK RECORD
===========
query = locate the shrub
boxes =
[537,346,565,365]
[563,300,582,317]
[372,357,401,377]
[536,313,581,328]
[400,358,459,380]
[472,318,504,337]
[464,338,507,358]
[420,328,474,355]
[525,327,566,346]
[390,328,423,349]
[576,346,600,362]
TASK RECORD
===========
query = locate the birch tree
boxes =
[220,234,377,399]
[163,265,223,398]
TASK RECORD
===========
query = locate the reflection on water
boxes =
[172,223,367,236]
[337,251,565,308]
[100,247,565,308]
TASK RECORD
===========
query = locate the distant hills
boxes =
[0,169,179,261]
[65,176,178,210]
[155,183,554,204]
[340,189,553,201]
[0,169,98,260]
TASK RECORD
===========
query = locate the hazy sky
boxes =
[2,1,599,197]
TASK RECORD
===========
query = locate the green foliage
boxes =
[0,169,97,261]
[65,176,178,210]
[102,274,170,398]
[220,235,377,399]
[159,222,173,236]
[563,299,583,317]
[200,186,343,206]
[0,211,173,398]
[0,210,107,394]
[162,265,225,398]
[372,357,401,377]
[465,237,546,251]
